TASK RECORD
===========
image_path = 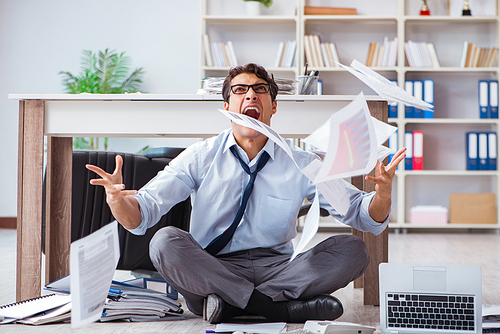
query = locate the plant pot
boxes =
[245,1,262,16]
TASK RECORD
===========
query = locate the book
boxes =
[423,79,434,118]
[304,35,315,67]
[274,41,284,67]
[0,293,71,324]
[203,34,213,67]
[123,277,178,300]
[404,131,413,171]
[312,35,324,67]
[329,43,340,66]
[304,6,357,15]
[466,132,478,171]
[488,132,497,170]
[426,43,440,67]
[489,80,499,118]
[479,80,489,119]
[366,42,376,67]
[412,131,424,170]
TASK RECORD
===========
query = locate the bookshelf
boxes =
[200,0,500,231]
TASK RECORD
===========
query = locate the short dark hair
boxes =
[222,63,278,103]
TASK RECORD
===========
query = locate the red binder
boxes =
[412,131,424,170]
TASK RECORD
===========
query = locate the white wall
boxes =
[0,0,201,217]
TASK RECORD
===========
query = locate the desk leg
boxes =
[45,137,73,285]
[17,100,45,301]
[350,101,389,306]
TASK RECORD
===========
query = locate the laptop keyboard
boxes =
[386,293,476,331]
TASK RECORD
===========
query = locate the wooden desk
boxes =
[10,94,387,305]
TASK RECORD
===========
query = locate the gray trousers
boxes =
[149,226,370,316]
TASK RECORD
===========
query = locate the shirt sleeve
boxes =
[315,180,389,236]
[126,147,196,235]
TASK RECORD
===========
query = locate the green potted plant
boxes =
[59,48,145,149]
[244,0,272,15]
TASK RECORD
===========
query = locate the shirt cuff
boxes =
[125,194,149,235]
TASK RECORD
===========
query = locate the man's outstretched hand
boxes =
[85,155,141,229]
[86,155,138,204]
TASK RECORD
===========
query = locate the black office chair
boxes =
[68,147,191,272]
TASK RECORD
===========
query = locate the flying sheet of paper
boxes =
[289,190,320,262]
[315,93,378,183]
[337,59,434,112]
[301,159,349,216]
[303,107,397,163]
[219,109,295,163]
[70,221,120,328]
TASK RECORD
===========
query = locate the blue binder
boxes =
[478,80,489,119]
[488,132,497,170]
[413,80,423,118]
[388,130,398,164]
[388,80,398,118]
[405,80,414,118]
[478,132,488,170]
[489,80,498,119]
[423,79,434,118]
[466,132,478,170]
[404,131,413,171]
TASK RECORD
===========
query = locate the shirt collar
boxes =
[223,129,276,164]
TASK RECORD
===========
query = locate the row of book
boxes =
[460,42,498,68]
[274,40,297,68]
[202,34,238,67]
[388,79,434,118]
[466,132,497,171]
[404,41,440,68]
[303,34,340,68]
[479,80,499,119]
[365,37,398,67]
[404,131,424,171]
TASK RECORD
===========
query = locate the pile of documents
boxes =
[100,283,184,322]
[201,77,297,95]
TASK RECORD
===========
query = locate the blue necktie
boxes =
[204,146,270,256]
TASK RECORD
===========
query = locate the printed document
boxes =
[70,221,120,327]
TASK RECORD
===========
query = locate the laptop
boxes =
[379,263,482,334]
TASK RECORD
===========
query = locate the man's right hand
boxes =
[86,155,138,203]
[86,155,141,229]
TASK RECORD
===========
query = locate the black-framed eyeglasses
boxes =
[230,83,271,95]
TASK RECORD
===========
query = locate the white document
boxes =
[303,108,396,164]
[337,59,434,111]
[70,221,120,328]
[219,109,295,163]
[290,190,320,262]
[315,93,378,183]
[215,321,287,334]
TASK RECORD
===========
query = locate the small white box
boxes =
[410,206,448,225]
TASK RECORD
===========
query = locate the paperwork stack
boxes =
[100,282,184,322]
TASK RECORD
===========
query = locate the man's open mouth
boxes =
[243,107,260,120]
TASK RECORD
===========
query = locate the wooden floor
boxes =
[1,228,499,333]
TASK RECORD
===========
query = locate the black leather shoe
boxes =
[286,295,343,323]
[203,294,227,324]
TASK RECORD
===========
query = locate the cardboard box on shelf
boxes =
[449,193,496,224]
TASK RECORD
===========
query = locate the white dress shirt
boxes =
[129,128,388,255]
